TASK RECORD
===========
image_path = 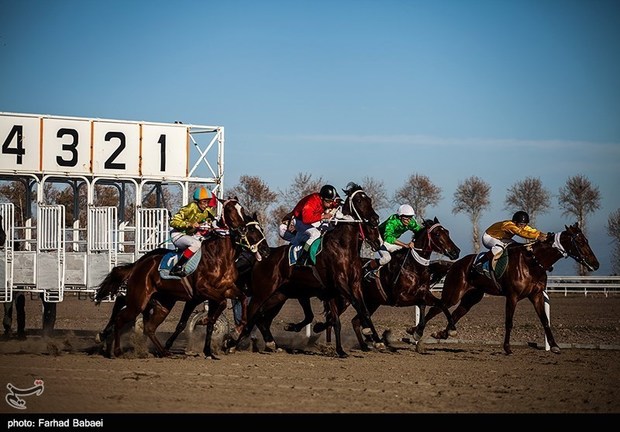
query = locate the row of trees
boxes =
[1,173,618,275]
[226,173,618,276]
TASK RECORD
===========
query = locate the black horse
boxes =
[287,217,461,350]
[226,182,385,357]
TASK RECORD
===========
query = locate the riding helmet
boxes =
[397,204,415,217]
[512,211,529,224]
[320,184,340,200]
[193,186,212,201]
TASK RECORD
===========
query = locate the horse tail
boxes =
[94,262,135,305]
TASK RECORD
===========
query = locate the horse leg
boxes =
[255,296,287,352]
[96,295,126,347]
[112,302,142,357]
[202,300,227,359]
[432,289,484,340]
[285,298,315,333]
[503,296,518,355]
[142,299,174,357]
[414,292,457,342]
[348,295,385,351]
[164,300,200,351]
[351,301,379,351]
[327,300,347,358]
[529,292,560,354]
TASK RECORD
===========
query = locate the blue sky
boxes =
[1,0,619,275]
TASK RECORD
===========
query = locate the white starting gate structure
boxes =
[0,112,225,303]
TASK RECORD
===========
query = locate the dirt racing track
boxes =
[0,294,618,414]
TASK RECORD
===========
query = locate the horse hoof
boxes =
[337,351,349,358]
[374,342,386,351]
[227,347,237,354]
[551,346,561,354]
[265,341,277,352]
[416,340,426,354]
[448,329,457,337]
[94,333,102,344]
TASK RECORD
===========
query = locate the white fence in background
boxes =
[431,275,620,297]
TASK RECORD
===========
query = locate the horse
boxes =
[95,198,271,359]
[287,217,461,351]
[226,182,385,358]
[161,246,257,353]
[413,223,599,354]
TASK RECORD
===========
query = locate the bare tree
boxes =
[558,174,601,275]
[607,209,620,275]
[0,180,31,227]
[360,176,389,213]
[393,174,442,219]
[504,176,551,226]
[228,175,277,228]
[452,176,491,254]
[277,172,324,211]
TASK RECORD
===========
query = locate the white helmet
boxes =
[397,204,415,217]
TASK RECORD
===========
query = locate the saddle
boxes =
[159,250,202,280]
[288,239,322,266]
[473,250,508,290]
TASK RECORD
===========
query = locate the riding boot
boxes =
[296,245,310,265]
[169,253,192,277]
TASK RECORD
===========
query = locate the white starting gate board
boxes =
[0,112,225,302]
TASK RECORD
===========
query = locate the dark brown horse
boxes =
[414,223,599,354]
[288,217,461,350]
[226,182,385,358]
[95,198,270,359]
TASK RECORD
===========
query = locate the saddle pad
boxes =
[159,249,202,279]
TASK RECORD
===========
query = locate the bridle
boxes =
[552,230,593,270]
[217,199,267,254]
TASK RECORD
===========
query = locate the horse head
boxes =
[342,182,381,251]
[556,223,599,272]
[218,197,270,261]
[418,217,460,260]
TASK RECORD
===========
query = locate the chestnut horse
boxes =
[414,223,599,354]
[95,198,270,359]
[226,182,384,358]
[288,217,461,350]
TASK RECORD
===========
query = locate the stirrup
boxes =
[169,266,187,277]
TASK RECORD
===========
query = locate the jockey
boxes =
[290,184,342,262]
[168,186,217,277]
[364,204,423,278]
[475,210,547,274]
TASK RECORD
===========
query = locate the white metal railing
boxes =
[430,275,620,297]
